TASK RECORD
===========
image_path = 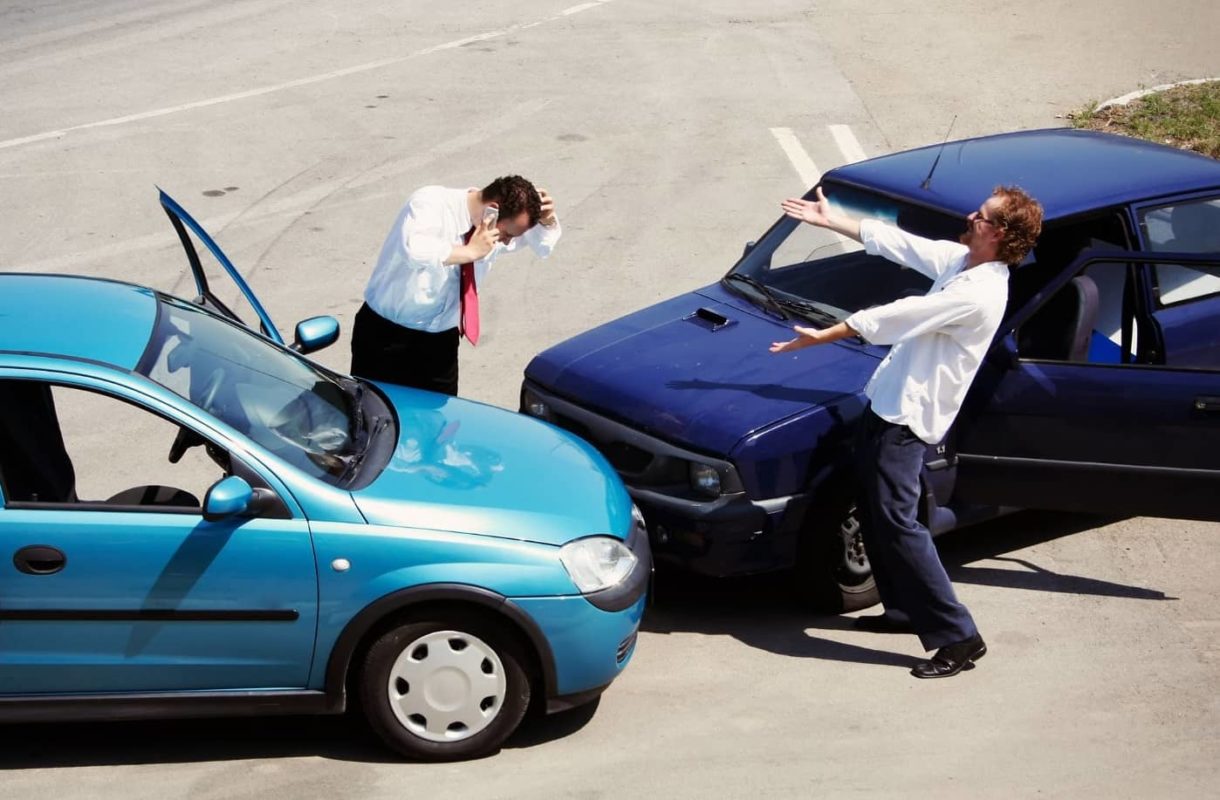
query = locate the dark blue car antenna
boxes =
[920,114,958,190]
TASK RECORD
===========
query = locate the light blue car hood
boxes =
[351,384,633,547]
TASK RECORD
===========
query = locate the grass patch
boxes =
[1070,80,1220,159]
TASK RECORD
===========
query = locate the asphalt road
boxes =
[2,1,1219,797]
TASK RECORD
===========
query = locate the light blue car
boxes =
[0,191,650,761]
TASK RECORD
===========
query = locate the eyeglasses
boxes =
[972,210,999,227]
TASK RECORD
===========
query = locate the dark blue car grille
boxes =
[550,413,654,474]
[602,441,653,473]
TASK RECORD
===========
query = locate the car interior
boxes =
[1012,212,1137,364]
[0,379,220,510]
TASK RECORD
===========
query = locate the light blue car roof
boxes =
[0,274,157,370]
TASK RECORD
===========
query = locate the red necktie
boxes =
[459,227,480,345]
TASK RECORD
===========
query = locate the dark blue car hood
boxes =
[525,284,880,455]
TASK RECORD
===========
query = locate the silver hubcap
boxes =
[386,630,507,743]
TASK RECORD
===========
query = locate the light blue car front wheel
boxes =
[359,612,533,761]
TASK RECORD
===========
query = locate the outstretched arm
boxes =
[780,186,862,242]
[769,321,858,353]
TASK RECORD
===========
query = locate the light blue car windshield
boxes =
[137,296,356,482]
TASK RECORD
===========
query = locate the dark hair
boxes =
[481,175,542,227]
[990,186,1043,266]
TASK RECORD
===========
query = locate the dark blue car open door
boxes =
[951,250,1220,522]
[160,189,284,345]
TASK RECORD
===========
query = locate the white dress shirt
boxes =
[363,185,562,332]
[844,219,1009,444]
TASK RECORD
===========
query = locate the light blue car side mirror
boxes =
[292,316,340,355]
[203,475,254,522]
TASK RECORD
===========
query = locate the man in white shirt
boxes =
[771,184,1042,679]
[351,175,561,396]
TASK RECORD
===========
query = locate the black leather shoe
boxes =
[911,634,987,679]
[852,614,914,634]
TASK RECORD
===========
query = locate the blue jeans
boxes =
[854,408,978,650]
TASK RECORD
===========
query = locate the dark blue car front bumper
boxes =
[627,485,809,576]
[521,381,810,577]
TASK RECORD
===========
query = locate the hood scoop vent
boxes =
[684,307,734,332]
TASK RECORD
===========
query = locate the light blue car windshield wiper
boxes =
[346,379,366,440]
[341,415,389,484]
[722,273,789,320]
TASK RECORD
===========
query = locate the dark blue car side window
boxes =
[1138,197,1220,307]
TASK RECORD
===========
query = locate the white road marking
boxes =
[769,127,821,188]
[0,2,613,152]
[563,3,604,14]
[828,123,868,164]
[770,125,864,247]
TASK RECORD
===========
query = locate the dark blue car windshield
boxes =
[138,296,357,482]
[728,182,965,320]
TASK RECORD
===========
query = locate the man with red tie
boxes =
[350,175,561,396]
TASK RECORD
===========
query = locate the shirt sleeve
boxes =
[401,192,457,272]
[846,285,982,346]
[509,217,562,258]
[860,218,967,281]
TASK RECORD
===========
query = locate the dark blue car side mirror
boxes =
[291,315,340,355]
[203,475,254,522]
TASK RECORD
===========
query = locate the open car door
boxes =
[159,189,284,346]
[951,249,1220,522]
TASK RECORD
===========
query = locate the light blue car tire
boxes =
[359,613,533,761]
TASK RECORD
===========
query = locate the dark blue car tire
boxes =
[359,613,532,761]
[796,505,880,613]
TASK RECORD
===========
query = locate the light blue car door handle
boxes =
[12,545,67,575]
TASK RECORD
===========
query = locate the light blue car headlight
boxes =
[560,536,639,594]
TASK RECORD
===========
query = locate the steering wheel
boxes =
[169,369,224,464]
[168,426,205,464]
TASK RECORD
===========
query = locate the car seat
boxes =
[1017,274,1100,363]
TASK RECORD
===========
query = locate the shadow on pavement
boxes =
[939,510,1176,601]
[0,695,600,769]
[642,567,920,668]
[0,713,392,769]
[642,509,1174,663]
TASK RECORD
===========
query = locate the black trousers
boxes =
[349,303,461,396]
[854,407,978,650]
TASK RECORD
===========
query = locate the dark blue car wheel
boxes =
[795,505,880,613]
[359,613,532,761]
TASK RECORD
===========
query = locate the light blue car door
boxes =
[0,376,319,694]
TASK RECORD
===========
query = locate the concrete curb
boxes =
[1096,77,1220,110]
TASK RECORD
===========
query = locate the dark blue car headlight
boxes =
[689,462,722,497]
[521,387,553,422]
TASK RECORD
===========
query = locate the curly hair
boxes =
[481,175,542,227]
[990,185,1044,266]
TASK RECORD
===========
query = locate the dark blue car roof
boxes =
[827,128,1220,221]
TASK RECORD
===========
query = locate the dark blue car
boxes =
[521,129,1220,611]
